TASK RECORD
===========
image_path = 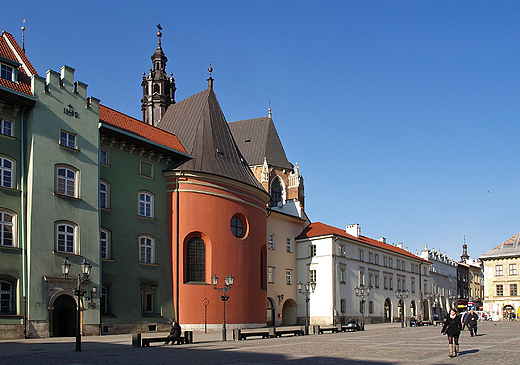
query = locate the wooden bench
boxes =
[141,336,184,347]
[318,326,338,334]
[237,331,271,340]
[275,328,304,337]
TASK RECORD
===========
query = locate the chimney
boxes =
[346,224,360,238]
[396,242,403,249]
[379,237,386,244]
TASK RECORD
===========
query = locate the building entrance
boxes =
[52,294,76,337]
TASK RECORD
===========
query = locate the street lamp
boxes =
[61,258,92,351]
[354,285,370,331]
[395,289,409,328]
[212,274,234,341]
[297,281,316,334]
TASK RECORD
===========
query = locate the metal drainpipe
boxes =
[332,235,337,325]
[20,106,27,338]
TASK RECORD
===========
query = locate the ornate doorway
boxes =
[384,298,392,322]
[267,298,275,326]
[52,294,76,337]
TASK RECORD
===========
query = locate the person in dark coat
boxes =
[441,308,462,357]
[465,308,479,337]
[164,321,182,345]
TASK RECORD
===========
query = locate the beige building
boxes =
[480,233,520,320]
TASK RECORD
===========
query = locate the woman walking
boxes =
[441,308,462,357]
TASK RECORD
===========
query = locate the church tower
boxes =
[141,25,176,126]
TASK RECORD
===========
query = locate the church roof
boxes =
[228,116,293,170]
[480,233,520,260]
[297,222,430,262]
[99,104,188,156]
[0,31,36,98]
[157,87,265,191]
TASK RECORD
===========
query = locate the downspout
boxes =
[419,261,423,321]
[175,173,180,322]
[332,235,337,326]
[20,106,27,338]
[97,124,102,336]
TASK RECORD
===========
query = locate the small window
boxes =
[100,181,110,209]
[0,211,14,247]
[309,269,317,283]
[56,223,76,254]
[369,252,373,263]
[359,249,364,262]
[140,161,153,178]
[375,254,379,265]
[286,238,292,253]
[101,228,110,259]
[340,299,346,313]
[286,269,292,285]
[140,287,155,315]
[510,264,517,275]
[56,166,77,197]
[267,234,275,250]
[100,149,109,165]
[511,284,518,296]
[0,156,14,188]
[369,301,374,314]
[60,130,77,149]
[383,256,388,267]
[1,64,13,81]
[496,284,504,296]
[375,274,379,288]
[0,119,13,137]
[139,235,154,263]
[0,280,14,314]
[230,215,244,238]
[389,258,393,268]
[340,269,346,283]
[310,245,316,257]
[100,286,109,315]
[268,267,275,283]
[495,265,503,276]
[389,277,393,291]
[139,192,153,218]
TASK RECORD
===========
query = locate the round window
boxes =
[230,215,245,238]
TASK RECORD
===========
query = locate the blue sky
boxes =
[8,1,520,260]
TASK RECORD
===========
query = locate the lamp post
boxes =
[297,281,316,334]
[61,258,92,351]
[395,289,409,328]
[354,285,370,331]
[212,274,234,341]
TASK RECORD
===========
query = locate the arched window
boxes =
[56,222,77,254]
[56,166,78,197]
[269,177,282,207]
[100,181,110,209]
[186,237,205,282]
[139,192,154,218]
[139,235,154,264]
[0,156,14,188]
[0,211,14,247]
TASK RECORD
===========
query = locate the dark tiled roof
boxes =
[228,117,293,170]
[480,233,520,260]
[99,104,188,155]
[297,222,430,262]
[157,88,265,191]
[0,31,36,97]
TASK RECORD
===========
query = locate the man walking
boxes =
[465,307,479,337]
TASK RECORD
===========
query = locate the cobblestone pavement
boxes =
[1,321,518,364]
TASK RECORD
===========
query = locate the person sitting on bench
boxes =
[164,321,182,345]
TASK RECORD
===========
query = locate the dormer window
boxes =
[1,64,13,82]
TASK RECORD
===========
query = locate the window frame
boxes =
[139,235,155,264]
[268,267,275,284]
[310,244,316,257]
[100,180,110,209]
[138,191,154,218]
[0,280,14,314]
[59,129,77,149]
[56,165,78,198]
[0,119,13,137]
[510,264,517,276]
[186,236,206,282]
[0,64,14,82]
[267,233,275,250]
[495,265,504,276]
[496,284,504,296]
[0,156,14,189]
[100,149,109,165]
[286,238,292,253]
[510,284,518,296]
[230,215,245,238]
[55,222,77,254]
[100,228,110,259]
[286,269,292,285]
[309,269,317,283]
[0,211,14,247]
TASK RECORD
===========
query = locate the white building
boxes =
[296,222,431,326]
[419,244,457,320]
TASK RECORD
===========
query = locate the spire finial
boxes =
[268,100,272,118]
[207,62,214,89]
[156,24,162,46]
[21,19,26,53]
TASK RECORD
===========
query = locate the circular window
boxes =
[230,215,245,238]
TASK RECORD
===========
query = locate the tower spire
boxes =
[21,19,25,53]
[207,62,214,89]
[141,25,176,125]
